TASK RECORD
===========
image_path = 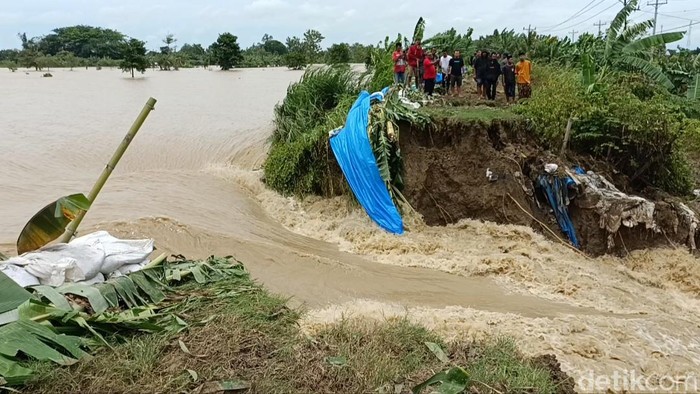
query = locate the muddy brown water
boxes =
[2,68,700,391]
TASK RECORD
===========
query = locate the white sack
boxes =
[71,231,153,275]
[0,263,40,287]
[77,272,105,285]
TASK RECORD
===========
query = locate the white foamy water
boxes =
[2,67,699,391]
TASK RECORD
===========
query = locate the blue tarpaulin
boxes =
[329,90,404,234]
[537,174,580,248]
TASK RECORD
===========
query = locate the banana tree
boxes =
[582,0,684,91]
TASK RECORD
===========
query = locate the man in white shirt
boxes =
[439,50,452,93]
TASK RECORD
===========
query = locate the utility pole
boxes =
[648,0,668,35]
[621,0,642,29]
[688,21,693,48]
[569,30,579,41]
[523,25,536,35]
[594,20,608,36]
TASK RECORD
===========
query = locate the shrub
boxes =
[516,65,700,195]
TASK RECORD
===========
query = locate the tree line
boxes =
[0,25,373,75]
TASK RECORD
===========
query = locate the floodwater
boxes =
[1,68,699,391]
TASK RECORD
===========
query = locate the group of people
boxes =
[392,39,533,102]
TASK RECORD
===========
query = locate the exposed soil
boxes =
[401,110,700,257]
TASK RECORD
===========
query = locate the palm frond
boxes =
[618,55,675,90]
[688,74,700,100]
[618,20,654,43]
[623,32,684,53]
[605,0,639,59]
[412,17,426,43]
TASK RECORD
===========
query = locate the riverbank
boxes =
[20,258,573,394]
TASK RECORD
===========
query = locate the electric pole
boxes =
[569,30,579,41]
[523,25,536,35]
[594,20,608,36]
[648,0,668,35]
[620,0,642,29]
[688,21,693,48]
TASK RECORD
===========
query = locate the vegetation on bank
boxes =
[0,26,373,72]
[13,257,569,394]
[264,2,700,200]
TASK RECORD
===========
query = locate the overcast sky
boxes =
[1,0,698,50]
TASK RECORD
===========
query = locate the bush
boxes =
[265,67,359,196]
[272,67,358,143]
[516,65,700,195]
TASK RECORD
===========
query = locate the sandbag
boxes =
[71,231,153,275]
[0,263,40,287]
[20,243,105,285]
[77,272,105,285]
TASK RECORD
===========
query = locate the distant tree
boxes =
[17,33,42,70]
[57,50,79,70]
[302,29,324,62]
[209,33,243,70]
[348,43,370,63]
[285,36,306,69]
[119,38,149,78]
[264,39,288,56]
[179,43,207,66]
[326,43,350,65]
[37,26,125,58]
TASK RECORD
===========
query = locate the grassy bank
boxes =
[21,259,572,393]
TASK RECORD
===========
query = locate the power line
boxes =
[541,0,606,30]
[548,1,620,33]
[648,0,668,34]
[594,20,609,35]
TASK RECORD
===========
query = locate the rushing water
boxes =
[2,68,699,390]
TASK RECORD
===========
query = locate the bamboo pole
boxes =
[559,116,573,157]
[58,97,157,243]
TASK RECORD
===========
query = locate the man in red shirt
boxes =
[392,43,406,85]
[422,53,438,96]
[407,39,424,89]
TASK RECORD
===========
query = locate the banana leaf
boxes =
[0,256,246,386]
[16,194,91,255]
[688,74,700,100]
[412,366,470,394]
[0,272,33,314]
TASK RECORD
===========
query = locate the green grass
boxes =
[420,105,523,123]
[22,262,571,394]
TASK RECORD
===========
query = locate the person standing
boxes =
[392,43,407,85]
[472,50,482,94]
[448,50,465,97]
[515,52,533,99]
[439,50,452,93]
[407,39,424,90]
[502,55,516,104]
[475,51,489,99]
[423,53,438,96]
[484,53,502,100]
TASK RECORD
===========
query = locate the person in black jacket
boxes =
[474,51,489,99]
[484,53,502,101]
[502,55,517,104]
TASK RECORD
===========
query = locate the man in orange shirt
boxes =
[515,52,532,99]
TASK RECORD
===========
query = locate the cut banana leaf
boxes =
[0,272,33,314]
[16,194,91,255]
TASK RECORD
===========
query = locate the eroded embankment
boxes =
[401,108,700,257]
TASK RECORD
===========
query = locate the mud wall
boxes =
[401,118,540,228]
[401,117,699,257]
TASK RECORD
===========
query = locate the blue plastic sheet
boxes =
[537,174,580,248]
[329,90,404,234]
